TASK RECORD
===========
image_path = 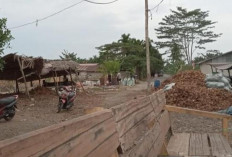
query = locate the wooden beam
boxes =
[223,118,229,140]
[165,105,232,120]
[17,56,30,99]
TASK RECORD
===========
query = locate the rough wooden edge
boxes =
[165,105,232,120]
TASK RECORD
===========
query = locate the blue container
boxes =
[154,80,161,88]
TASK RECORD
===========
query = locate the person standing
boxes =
[117,72,122,84]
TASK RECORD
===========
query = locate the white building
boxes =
[198,51,232,77]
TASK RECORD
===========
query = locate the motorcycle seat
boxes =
[68,92,75,98]
[0,97,16,106]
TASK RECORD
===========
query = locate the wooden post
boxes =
[145,0,151,92]
[39,77,41,87]
[223,118,229,140]
[17,57,30,98]
[15,79,19,93]
[53,71,58,93]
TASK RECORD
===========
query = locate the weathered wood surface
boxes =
[111,89,168,155]
[111,96,151,122]
[168,133,232,156]
[0,109,119,157]
[165,105,232,120]
[208,133,232,156]
[167,133,190,156]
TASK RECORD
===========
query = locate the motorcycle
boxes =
[57,86,77,113]
[0,95,18,121]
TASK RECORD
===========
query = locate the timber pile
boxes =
[161,70,232,111]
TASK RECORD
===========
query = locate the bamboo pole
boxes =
[17,57,30,98]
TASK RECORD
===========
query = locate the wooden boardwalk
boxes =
[167,133,232,156]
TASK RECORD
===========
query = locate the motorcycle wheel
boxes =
[57,101,63,113]
[4,107,15,121]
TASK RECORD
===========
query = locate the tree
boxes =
[100,61,120,76]
[97,34,164,79]
[59,50,88,63]
[194,50,222,63]
[155,7,222,64]
[0,18,14,70]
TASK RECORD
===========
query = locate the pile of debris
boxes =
[161,70,232,111]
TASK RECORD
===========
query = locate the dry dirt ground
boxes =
[0,76,231,144]
[0,82,148,141]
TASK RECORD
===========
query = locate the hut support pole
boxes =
[53,71,58,93]
[39,76,41,87]
[69,69,73,84]
[17,57,30,99]
[15,79,19,93]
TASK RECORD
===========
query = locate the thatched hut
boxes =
[0,53,79,96]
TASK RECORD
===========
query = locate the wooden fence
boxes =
[0,90,172,157]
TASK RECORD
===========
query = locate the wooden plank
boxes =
[167,134,181,156]
[208,133,220,156]
[156,90,166,107]
[223,118,229,139]
[167,133,190,156]
[44,117,116,157]
[165,105,232,120]
[116,104,153,137]
[111,96,151,122]
[218,133,232,154]
[0,110,113,157]
[189,133,196,156]
[87,132,120,157]
[119,111,156,152]
[149,93,164,116]
[148,132,164,157]
[177,133,190,156]
[201,133,210,156]
[159,110,171,136]
[213,133,226,154]
[195,133,203,155]
[127,124,161,157]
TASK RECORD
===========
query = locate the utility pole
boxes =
[145,0,151,92]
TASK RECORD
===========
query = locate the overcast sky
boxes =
[0,0,231,59]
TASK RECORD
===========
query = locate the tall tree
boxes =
[59,50,88,63]
[0,18,14,70]
[155,7,222,64]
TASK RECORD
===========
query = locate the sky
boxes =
[0,0,232,59]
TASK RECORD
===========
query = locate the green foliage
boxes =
[59,49,88,63]
[100,61,120,75]
[0,18,14,70]
[164,60,185,75]
[97,34,164,79]
[155,7,222,64]
[194,50,222,63]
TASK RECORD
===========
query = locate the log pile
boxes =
[161,70,232,111]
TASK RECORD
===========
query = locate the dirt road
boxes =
[1,76,228,144]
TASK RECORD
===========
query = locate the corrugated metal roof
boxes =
[207,63,232,70]
[77,63,99,72]
[197,50,232,65]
